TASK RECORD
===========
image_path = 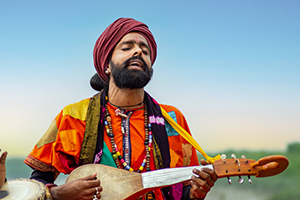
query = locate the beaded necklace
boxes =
[104,100,152,172]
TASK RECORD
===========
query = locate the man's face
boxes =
[109,32,153,89]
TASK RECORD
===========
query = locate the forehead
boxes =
[116,32,149,47]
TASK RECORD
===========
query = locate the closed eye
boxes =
[142,50,149,55]
[121,48,131,51]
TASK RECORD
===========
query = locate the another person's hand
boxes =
[189,159,218,200]
[0,149,8,187]
[50,173,102,200]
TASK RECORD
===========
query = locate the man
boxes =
[24,18,217,200]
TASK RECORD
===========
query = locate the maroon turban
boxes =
[93,18,157,82]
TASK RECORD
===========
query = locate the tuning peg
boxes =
[227,177,232,185]
[248,176,252,184]
[238,176,244,184]
[221,154,227,163]
[236,159,241,167]
[231,154,236,159]
[242,155,249,164]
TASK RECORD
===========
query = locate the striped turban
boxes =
[93,18,157,82]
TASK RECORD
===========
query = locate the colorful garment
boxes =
[24,91,199,199]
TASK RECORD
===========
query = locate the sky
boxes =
[0,0,299,158]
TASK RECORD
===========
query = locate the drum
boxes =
[0,179,46,200]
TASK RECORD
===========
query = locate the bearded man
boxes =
[24,18,217,200]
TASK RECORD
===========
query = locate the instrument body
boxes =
[0,179,46,200]
[66,164,145,200]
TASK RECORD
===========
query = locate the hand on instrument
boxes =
[189,159,218,200]
[50,173,102,200]
[0,149,8,187]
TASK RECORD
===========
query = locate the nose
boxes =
[132,45,142,57]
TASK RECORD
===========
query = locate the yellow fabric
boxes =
[63,98,90,121]
[169,148,180,168]
[160,106,221,164]
[60,130,78,152]
[36,120,58,149]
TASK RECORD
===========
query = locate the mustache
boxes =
[122,56,149,69]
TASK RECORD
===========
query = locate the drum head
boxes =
[0,179,45,200]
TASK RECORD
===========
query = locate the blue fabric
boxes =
[165,111,179,137]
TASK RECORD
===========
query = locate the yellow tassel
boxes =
[160,107,221,164]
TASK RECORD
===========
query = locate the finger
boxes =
[87,187,97,196]
[88,177,101,188]
[194,168,217,181]
[94,186,102,194]
[193,168,215,188]
[96,192,101,199]
[202,168,218,182]
[87,194,97,200]
[0,151,8,164]
[191,175,211,193]
[95,187,102,199]
[87,186,102,197]
[98,186,103,193]
[190,179,206,199]
[84,178,102,195]
[91,192,101,200]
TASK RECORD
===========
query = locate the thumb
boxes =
[0,151,8,164]
[80,172,97,181]
[200,159,208,166]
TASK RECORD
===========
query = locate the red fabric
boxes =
[58,153,78,174]
[93,18,157,82]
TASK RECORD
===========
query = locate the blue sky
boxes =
[1,0,299,157]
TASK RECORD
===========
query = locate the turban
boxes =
[93,18,157,82]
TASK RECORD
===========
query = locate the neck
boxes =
[108,79,145,109]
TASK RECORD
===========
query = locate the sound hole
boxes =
[0,190,10,199]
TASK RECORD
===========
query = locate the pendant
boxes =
[115,108,127,118]
[115,108,121,116]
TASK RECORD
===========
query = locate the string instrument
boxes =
[66,154,289,200]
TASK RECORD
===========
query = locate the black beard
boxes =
[110,56,153,89]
